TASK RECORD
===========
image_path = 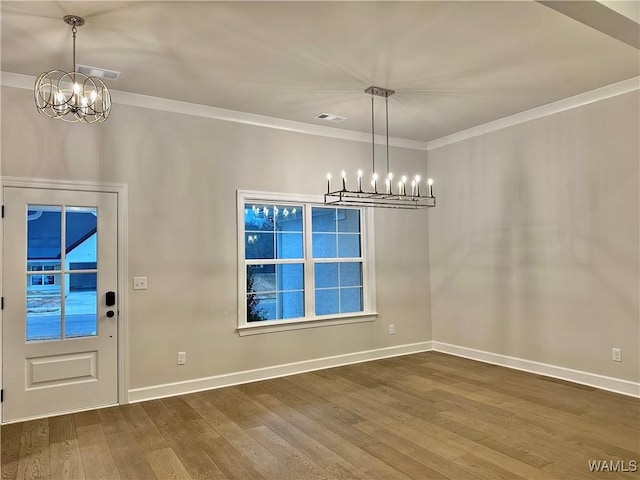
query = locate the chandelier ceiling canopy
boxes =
[324,87,436,210]
[34,15,111,123]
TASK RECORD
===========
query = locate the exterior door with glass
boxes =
[2,187,118,422]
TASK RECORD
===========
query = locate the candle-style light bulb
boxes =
[401,176,407,196]
[427,177,434,197]
[411,179,417,197]
[415,175,421,196]
[385,178,391,194]
[341,170,347,191]
[371,173,378,193]
[326,173,332,193]
[398,181,403,196]
[357,169,363,192]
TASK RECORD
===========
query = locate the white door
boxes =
[2,187,118,422]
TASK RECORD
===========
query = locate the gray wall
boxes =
[427,91,639,382]
[1,86,432,391]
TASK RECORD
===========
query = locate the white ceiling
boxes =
[2,1,638,142]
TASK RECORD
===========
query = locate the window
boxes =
[238,191,376,334]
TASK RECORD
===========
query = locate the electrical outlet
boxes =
[389,324,395,335]
[177,351,186,365]
[612,348,622,362]
[133,276,147,290]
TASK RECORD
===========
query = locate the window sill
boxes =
[236,312,378,336]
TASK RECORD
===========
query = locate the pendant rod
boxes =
[72,26,77,76]
[385,95,390,175]
[371,93,375,174]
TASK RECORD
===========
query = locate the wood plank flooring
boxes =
[2,352,639,479]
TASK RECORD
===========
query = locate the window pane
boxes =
[275,232,303,259]
[312,233,337,258]
[66,207,97,270]
[315,262,338,288]
[279,291,304,319]
[341,287,363,313]
[280,263,304,291]
[311,207,337,232]
[65,273,97,338]
[28,206,61,262]
[26,274,61,341]
[244,204,275,232]
[247,264,276,293]
[275,205,303,232]
[247,293,276,321]
[245,232,274,259]
[338,234,361,258]
[337,209,360,233]
[340,262,362,287]
[315,288,339,316]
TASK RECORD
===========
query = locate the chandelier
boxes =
[34,15,111,123]
[324,86,436,209]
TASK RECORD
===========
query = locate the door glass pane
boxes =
[65,273,97,338]
[26,274,62,341]
[27,205,63,342]
[27,205,61,261]
[66,207,97,270]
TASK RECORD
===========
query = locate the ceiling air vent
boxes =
[76,64,121,81]
[315,112,347,123]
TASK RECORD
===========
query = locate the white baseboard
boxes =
[128,339,639,404]
[128,341,433,403]
[432,342,640,398]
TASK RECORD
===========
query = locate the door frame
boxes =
[0,176,129,423]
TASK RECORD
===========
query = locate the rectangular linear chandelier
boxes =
[324,86,436,210]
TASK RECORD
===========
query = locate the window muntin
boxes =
[239,192,374,330]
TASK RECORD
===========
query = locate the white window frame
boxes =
[237,190,377,336]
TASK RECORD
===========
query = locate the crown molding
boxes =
[426,76,640,151]
[1,71,427,151]
[4,71,637,153]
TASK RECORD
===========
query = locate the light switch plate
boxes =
[133,277,147,290]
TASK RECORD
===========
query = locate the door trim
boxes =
[0,176,129,421]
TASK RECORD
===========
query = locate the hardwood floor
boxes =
[2,352,639,479]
